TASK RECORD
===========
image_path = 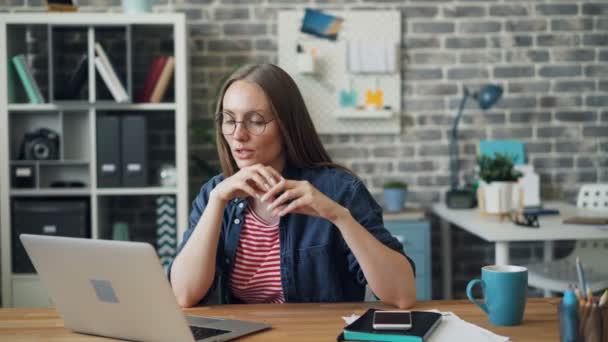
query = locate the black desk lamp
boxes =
[446,84,503,209]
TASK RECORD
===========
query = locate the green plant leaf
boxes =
[477,153,522,183]
[383,180,408,189]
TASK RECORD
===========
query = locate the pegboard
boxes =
[278,10,401,134]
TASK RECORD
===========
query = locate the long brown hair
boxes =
[215,63,349,177]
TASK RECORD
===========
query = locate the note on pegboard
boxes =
[278,10,401,134]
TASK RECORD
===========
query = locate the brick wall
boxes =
[4,0,606,299]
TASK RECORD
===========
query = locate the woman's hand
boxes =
[261,179,349,223]
[211,164,283,204]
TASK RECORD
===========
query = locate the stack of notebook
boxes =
[339,309,442,342]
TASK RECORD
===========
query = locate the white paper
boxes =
[428,312,509,342]
[348,40,362,73]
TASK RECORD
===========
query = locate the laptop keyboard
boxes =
[189,325,230,340]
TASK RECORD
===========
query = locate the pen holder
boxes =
[577,305,607,342]
[603,307,608,342]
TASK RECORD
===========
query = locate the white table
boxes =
[432,201,608,299]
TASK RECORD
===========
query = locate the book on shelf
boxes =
[55,53,88,100]
[11,54,45,104]
[7,61,17,103]
[339,309,442,342]
[94,42,129,102]
[94,57,127,103]
[137,56,168,102]
[149,56,175,103]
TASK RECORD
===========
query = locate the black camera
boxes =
[19,128,60,160]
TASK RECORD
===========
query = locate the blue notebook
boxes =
[339,309,442,342]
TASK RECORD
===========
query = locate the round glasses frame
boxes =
[216,112,275,136]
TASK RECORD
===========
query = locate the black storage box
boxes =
[11,165,36,188]
[12,198,90,273]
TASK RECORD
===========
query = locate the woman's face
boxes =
[221,80,285,172]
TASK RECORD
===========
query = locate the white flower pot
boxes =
[482,182,514,214]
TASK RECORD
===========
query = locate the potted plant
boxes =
[477,153,522,215]
[383,181,408,212]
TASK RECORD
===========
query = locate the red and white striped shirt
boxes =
[229,207,285,304]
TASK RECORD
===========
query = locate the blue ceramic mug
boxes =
[466,265,528,326]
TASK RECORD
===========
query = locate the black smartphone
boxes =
[372,310,413,330]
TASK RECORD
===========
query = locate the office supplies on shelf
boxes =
[55,53,88,100]
[120,115,148,187]
[12,199,90,273]
[7,56,17,103]
[11,54,45,104]
[11,165,35,188]
[149,56,174,103]
[96,116,121,187]
[94,57,126,102]
[340,309,441,342]
[138,55,168,102]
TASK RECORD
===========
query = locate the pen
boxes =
[574,286,582,301]
[576,257,587,298]
[579,298,591,337]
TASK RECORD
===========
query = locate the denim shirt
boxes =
[172,164,415,305]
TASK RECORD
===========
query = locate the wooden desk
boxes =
[0,299,559,341]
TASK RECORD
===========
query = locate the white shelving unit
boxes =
[0,13,189,307]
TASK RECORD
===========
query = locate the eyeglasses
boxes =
[216,111,275,136]
[510,211,540,228]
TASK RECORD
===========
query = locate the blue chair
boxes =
[524,184,608,296]
[478,140,525,165]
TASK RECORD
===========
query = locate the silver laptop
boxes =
[20,234,270,342]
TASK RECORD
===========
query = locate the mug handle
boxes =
[466,279,488,314]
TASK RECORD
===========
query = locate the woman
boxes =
[170,64,416,308]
